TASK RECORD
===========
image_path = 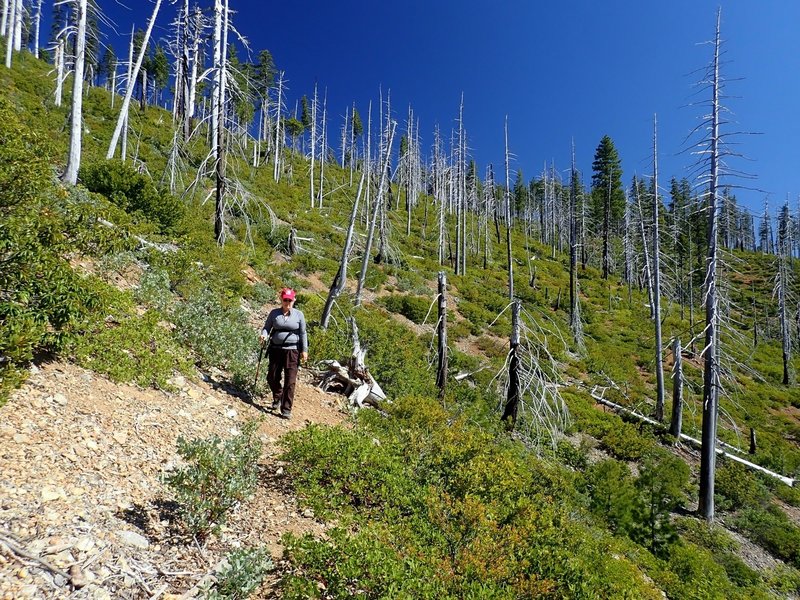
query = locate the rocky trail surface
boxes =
[0,361,347,599]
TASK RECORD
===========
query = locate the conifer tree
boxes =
[590,135,624,279]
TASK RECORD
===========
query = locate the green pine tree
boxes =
[591,135,624,278]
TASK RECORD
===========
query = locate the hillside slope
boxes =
[2,48,800,598]
[0,361,344,599]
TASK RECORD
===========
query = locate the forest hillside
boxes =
[1,26,800,600]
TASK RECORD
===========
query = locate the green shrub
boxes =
[172,288,259,388]
[80,160,185,233]
[164,420,262,539]
[555,438,589,471]
[71,304,192,388]
[734,504,800,568]
[204,546,272,599]
[380,294,433,324]
[675,517,738,553]
[135,267,173,313]
[599,419,656,461]
[715,552,761,588]
[630,452,689,555]
[583,459,638,533]
[0,97,109,401]
[660,542,739,600]
[714,459,769,511]
[279,424,417,519]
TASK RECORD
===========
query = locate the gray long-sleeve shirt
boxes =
[262,308,308,352]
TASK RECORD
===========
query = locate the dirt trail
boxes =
[0,361,347,599]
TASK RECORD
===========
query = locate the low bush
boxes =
[279,424,417,519]
[380,294,433,324]
[163,420,262,539]
[734,504,800,568]
[79,160,185,233]
[714,459,769,511]
[172,288,259,388]
[204,546,272,599]
[71,303,193,389]
[0,97,129,402]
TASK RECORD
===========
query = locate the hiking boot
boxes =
[271,399,280,411]
[280,410,292,420]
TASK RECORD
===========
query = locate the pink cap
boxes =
[280,287,296,300]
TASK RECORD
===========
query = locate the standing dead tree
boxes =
[775,202,795,385]
[504,117,514,300]
[354,119,396,306]
[3,0,17,68]
[107,0,162,159]
[697,9,724,522]
[436,271,448,400]
[320,169,365,329]
[651,116,666,421]
[62,0,88,185]
[496,302,570,449]
[569,142,584,350]
[502,299,522,426]
[669,337,684,438]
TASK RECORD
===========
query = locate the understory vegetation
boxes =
[1,51,800,598]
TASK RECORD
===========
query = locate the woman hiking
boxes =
[259,288,308,419]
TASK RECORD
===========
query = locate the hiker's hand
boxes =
[259,335,267,347]
[301,352,308,364]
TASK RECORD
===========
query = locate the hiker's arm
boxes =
[260,312,275,345]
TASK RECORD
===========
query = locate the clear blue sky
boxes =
[93,0,800,216]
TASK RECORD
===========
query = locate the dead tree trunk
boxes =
[212,0,229,244]
[602,173,611,279]
[669,337,683,438]
[436,271,448,400]
[354,120,396,306]
[699,9,722,522]
[3,0,15,68]
[310,83,317,208]
[502,299,521,427]
[652,116,665,421]
[778,254,793,385]
[107,0,162,159]
[569,143,581,346]
[63,0,88,185]
[635,182,655,319]
[504,118,514,300]
[272,72,284,182]
[321,170,365,329]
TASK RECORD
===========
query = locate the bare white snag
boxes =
[652,116,665,421]
[187,5,203,120]
[32,0,42,59]
[12,0,20,52]
[504,117,514,300]
[320,169,365,329]
[309,83,317,207]
[53,39,64,105]
[1,0,8,38]
[3,0,15,68]
[354,119,396,306]
[317,89,327,208]
[63,0,88,185]
[107,0,162,160]
[272,71,284,181]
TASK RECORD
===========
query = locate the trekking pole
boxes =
[253,344,265,389]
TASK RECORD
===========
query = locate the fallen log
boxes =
[590,386,794,487]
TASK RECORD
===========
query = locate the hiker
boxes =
[260,287,308,419]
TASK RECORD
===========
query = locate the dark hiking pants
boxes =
[267,348,299,413]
